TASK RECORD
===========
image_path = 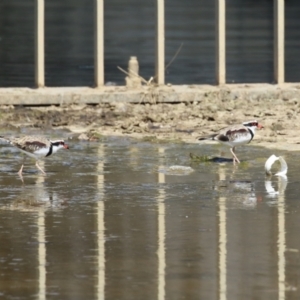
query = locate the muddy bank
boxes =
[0,89,299,151]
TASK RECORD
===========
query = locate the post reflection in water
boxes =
[37,207,46,300]
[265,174,288,299]
[8,160,64,300]
[97,144,105,300]
[277,176,287,300]
[36,161,46,300]
[157,148,166,300]
[218,166,227,300]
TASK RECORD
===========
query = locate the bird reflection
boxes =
[12,184,63,210]
[10,162,67,210]
[216,180,258,208]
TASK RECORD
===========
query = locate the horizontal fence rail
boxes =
[32,0,285,88]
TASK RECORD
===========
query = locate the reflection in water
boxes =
[129,147,140,170]
[9,162,59,209]
[1,139,300,299]
[242,186,257,207]
[230,180,258,208]
[37,163,46,300]
[277,176,287,300]
[265,175,288,300]
[0,160,66,299]
[217,169,258,208]
[97,144,105,300]
[218,167,227,300]
[278,190,285,300]
[38,208,46,300]
[265,180,279,197]
[265,175,288,198]
[157,148,166,300]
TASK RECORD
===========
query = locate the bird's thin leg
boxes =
[18,164,24,176]
[35,161,46,175]
[18,165,24,183]
[17,155,26,176]
[230,147,240,164]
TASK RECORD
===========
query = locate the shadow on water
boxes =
[0,135,300,299]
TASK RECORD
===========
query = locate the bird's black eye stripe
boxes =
[52,141,64,147]
[244,121,258,127]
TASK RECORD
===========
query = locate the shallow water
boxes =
[0,136,300,299]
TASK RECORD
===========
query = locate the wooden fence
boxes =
[34,0,285,88]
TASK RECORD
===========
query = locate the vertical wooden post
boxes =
[155,0,165,85]
[274,0,285,84]
[94,0,104,87]
[35,0,45,88]
[216,0,226,85]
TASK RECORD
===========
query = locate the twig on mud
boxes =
[152,43,184,82]
[165,43,184,72]
[117,66,150,85]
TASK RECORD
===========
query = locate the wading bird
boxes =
[0,135,69,176]
[198,120,263,164]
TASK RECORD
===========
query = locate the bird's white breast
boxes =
[219,132,252,147]
[19,147,49,159]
